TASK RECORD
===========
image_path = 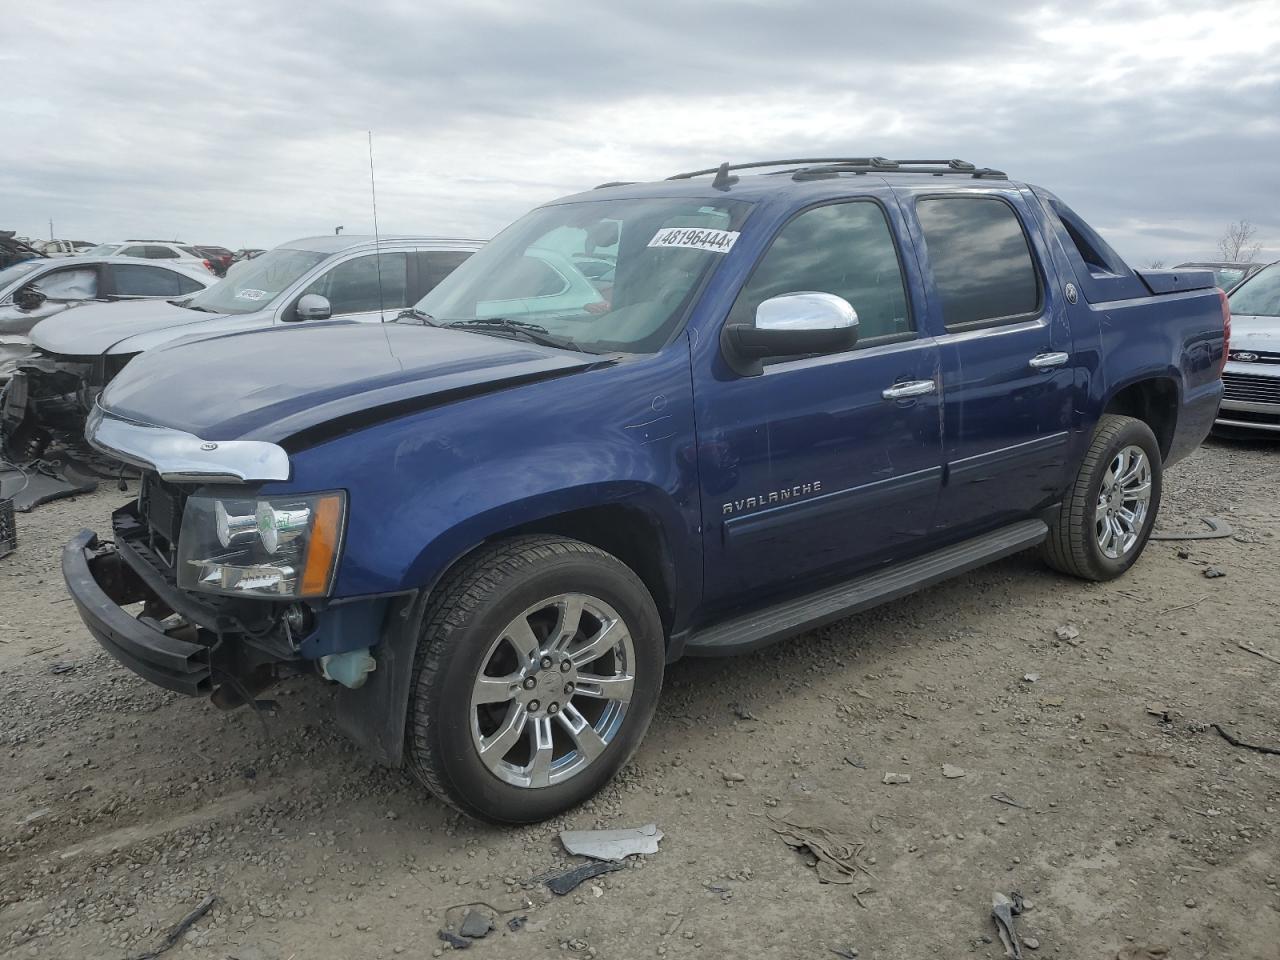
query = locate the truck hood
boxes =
[30,298,230,356]
[99,320,604,444]
[1228,313,1280,351]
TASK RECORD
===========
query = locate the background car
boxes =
[34,239,98,258]
[0,256,215,381]
[1174,260,1264,292]
[83,240,218,274]
[194,245,235,276]
[1216,261,1280,434]
[0,256,215,384]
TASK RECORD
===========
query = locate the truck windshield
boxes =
[1228,264,1280,318]
[184,248,327,315]
[412,196,753,353]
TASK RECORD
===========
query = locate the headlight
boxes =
[178,491,346,598]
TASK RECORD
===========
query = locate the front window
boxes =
[0,260,43,294]
[1229,264,1280,318]
[184,247,327,315]
[413,197,752,354]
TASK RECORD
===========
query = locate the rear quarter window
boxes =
[916,196,1040,329]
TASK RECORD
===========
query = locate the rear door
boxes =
[696,192,943,614]
[900,188,1075,535]
[105,263,188,299]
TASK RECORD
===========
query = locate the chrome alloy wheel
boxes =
[469,593,635,788]
[1095,444,1153,560]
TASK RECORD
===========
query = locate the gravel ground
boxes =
[1,436,1278,960]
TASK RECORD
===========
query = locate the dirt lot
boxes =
[1,436,1278,960]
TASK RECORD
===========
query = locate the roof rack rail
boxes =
[667,158,1006,181]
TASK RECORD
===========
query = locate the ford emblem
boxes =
[201,441,219,451]
[1231,352,1259,363]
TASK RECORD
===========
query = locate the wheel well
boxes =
[1104,379,1178,460]
[498,505,678,634]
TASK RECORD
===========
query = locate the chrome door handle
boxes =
[1029,352,1070,369]
[882,380,936,400]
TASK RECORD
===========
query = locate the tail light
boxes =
[1217,288,1231,373]
[202,259,215,272]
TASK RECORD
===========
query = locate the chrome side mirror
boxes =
[722,292,858,376]
[292,293,331,322]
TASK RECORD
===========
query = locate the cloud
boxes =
[3,0,1278,264]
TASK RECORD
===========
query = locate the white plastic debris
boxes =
[559,823,663,862]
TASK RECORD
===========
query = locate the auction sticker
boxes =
[647,227,739,253]
[235,288,268,301]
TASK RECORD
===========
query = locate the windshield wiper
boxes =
[445,318,584,352]
[393,306,438,325]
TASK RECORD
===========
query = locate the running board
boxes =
[685,519,1048,656]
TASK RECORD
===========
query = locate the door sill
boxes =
[684,518,1048,657]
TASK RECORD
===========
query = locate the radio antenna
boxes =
[368,130,387,321]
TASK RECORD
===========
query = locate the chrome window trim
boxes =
[86,405,290,483]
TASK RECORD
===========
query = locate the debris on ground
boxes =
[506,916,527,932]
[730,702,759,720]
[1159,595,1208,616]
[991,794,1027,808]
[1236,640,1280,666]
[831,947,859,959]
[1023,935,1040,949]
[881,772,911,785]
[438,929,471,949]
[1202,565,1226,579]
[1149,516,1233,541]
[559,824,663,861]
[48,660,76,674]
[1038,695,1065,708]
[721,769,746,783]
[1023,673,1039,682]
[127,893,216,960]
[768,809,875,904]
[458,910,493,939]
[991,891,1025,960]
[544,861,622,896]
[844,755,866,769]
[942,764,966,779]
[1211,723,1280,757]
[1146,703,1171,722]
[1053,624,1080,643]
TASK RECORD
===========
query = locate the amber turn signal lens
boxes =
[300,494,344,597]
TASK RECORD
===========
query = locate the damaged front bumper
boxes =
[63,503,305,697]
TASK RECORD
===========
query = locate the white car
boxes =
[35,239,97,258]
[83,240,217,273]
[0,256,215,380]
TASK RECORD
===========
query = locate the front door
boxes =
[695,195,943,616]
[903,190,1076,534]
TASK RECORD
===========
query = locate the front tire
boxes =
[406,536,664,823]
[1041,414,1162,581]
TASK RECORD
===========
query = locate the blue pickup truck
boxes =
[62,157,1228,823]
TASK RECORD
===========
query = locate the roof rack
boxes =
[666,158,1007,182]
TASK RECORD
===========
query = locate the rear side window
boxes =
[916,197,1040,329]
[419,251,473,295]
[175,273,205,294]
[111,264,183,296]
[729,200,912,344]
[145,245,179,259]
[120,245,149,257]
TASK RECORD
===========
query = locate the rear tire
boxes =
[406,535,664,824]
[1041,414,1162,581]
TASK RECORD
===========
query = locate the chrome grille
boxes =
[1223,371,1280,406]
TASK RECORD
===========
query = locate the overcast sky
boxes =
[4,0,1277,265]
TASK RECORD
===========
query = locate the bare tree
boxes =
[1146,259,1165,269]
[1217,220,1264,262]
